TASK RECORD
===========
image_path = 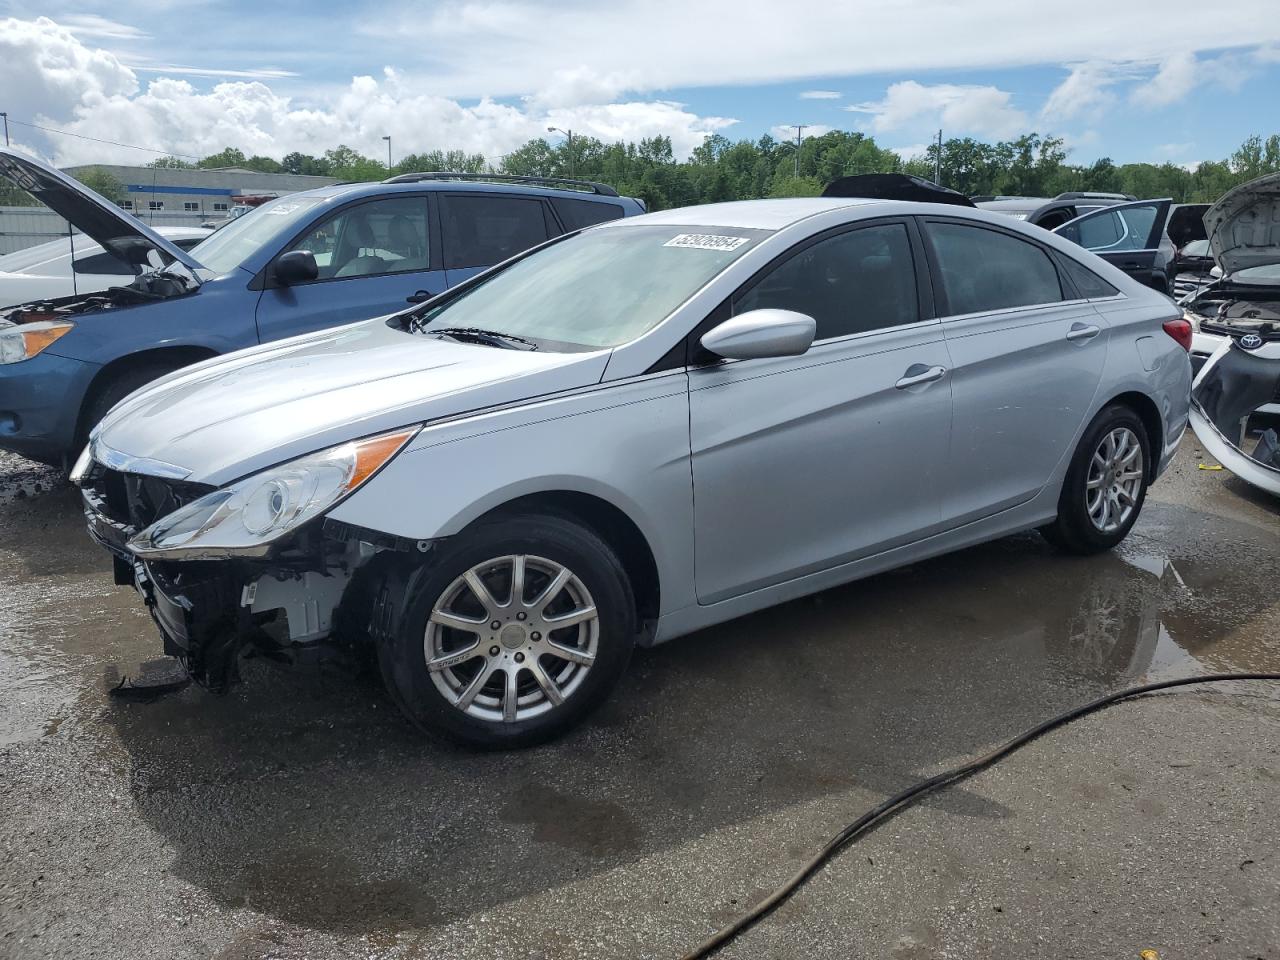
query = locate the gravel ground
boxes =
[1,435,1278,959]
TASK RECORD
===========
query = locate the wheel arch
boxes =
[1099,389,1164,481]
[77,344,219,440]
[460,489,662,642]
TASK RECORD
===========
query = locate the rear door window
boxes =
[926,221,1064,315]
[551,197,626,231]
[440,194,551,269]
[735,222,920,340]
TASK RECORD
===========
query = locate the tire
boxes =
[377,513,636,748]
[80,361,181,445]
[1041,403,1151,555]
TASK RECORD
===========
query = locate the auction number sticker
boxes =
[663,233,750,251]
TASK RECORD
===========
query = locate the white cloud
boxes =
[57,14,150,41]
[769,124,833,141]
[127,63,300,80]
[1042,62,1124,120]
[2,18,734,165]
[1131,52,1199,108]
[1129,46,1266,108]
[890,143,931,160]
[1154,141,1195,158]
[799,90,841,100]
[847,81,1028,139]
[348,0,1280,101]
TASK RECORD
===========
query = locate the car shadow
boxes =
[101,505,1280,936]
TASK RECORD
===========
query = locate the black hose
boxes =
[679,672,1280,960]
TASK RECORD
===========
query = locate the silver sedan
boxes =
[76,197,1192,746]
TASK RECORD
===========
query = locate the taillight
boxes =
[1162,317,1193,352]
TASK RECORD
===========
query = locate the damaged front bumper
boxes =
[1190,327,1280,497]
[79,459,403,691]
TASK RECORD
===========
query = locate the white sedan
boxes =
[0,226,211,308]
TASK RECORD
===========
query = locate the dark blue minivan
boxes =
[0,148,643,466]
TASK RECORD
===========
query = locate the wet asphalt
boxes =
[1,437,1278,960]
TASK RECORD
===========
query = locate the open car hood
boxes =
[1204,172,1280,276]
[0,147,204,274]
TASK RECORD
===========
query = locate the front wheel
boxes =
[377,514,636,748]
[1042,404,1151,555]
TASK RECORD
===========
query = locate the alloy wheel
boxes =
[1085,426,1144,534]
[424,554,599,723]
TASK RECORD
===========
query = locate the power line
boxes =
[4,117,203,160]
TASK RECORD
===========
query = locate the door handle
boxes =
[406,289,438,304]
[895,364,947,389]
[1066,322,1101,342]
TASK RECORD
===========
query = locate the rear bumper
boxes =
[0,351,98,464]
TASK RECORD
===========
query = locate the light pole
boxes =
[793,125,807,179]
[547,126,574,178]
[1,113,8,147]
[382,135,392,173]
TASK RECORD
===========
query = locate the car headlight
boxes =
[127,427,417,559]
[0,321,75,364]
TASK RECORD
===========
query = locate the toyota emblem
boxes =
[1238,333,1264,350]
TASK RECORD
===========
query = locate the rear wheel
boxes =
[1042,404,1150,554]
[378,514,635,748]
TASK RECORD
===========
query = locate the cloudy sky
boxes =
[2,2,1278,169]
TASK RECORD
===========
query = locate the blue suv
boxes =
[0,148,644,466]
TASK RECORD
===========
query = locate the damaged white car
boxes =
[75,198,1190,746]
[1187,172,1280,495]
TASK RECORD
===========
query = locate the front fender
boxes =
[327,372,696,616]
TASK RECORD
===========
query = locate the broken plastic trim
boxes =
[1189,335,1280,496]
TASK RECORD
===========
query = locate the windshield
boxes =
[410,224,770,350]
[188,195,326,275]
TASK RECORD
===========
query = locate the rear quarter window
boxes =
[551,197,626,231]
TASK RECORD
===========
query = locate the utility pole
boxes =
[547,127,574,177]
[934,128,942,185]
[1,113,8,147]
[382,135,392,173]
[794,125,807,179]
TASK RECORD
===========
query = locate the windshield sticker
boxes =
[262,202,302,216]
[664,233,750,251]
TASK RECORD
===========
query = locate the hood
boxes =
[93,318,610,486]
[823,174,975,207]
[0,148,204,274]
[1204,172,1280,275]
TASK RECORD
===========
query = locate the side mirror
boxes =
[274,250,319,285]
[700,309,816,361]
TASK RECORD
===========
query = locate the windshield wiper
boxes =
[424,327,539,351]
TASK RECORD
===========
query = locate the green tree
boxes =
[322,145,385,181]
[71,167,125,204]
[280,152,332,176]
[395,150,489,176]
[197,147,248,169]
[147,155,194,169]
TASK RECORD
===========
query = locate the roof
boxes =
[975,197,1051,214]
[611,197,877,230]
[293,178,640,205]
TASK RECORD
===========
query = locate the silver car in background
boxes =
[75,198,1192,746]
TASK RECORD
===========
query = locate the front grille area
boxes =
[89,466,214,531]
